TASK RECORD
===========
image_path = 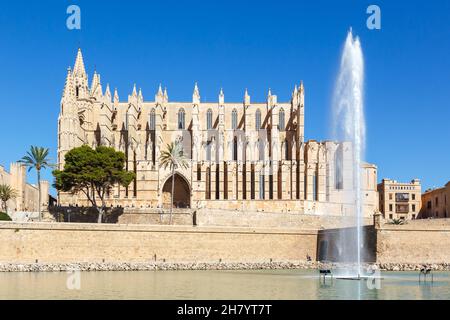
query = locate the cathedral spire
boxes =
[244,88,250,105]
[114,88,119,104]
[193,82,200,104]
[163,87,168,103]
[73,48,87,78]
[157,83,163,96]
[104,84,112,102]
[219,88,224,104]
[292,84,299,105]
[132,84,137,97]
[62,67,75,100]
[90,71,103,98]
[138,87,143,102]
[156,83,164,104]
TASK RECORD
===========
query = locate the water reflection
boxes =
[0,270,449,300]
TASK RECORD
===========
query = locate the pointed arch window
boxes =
[232,109,238,130]
[259,175,265,200]
[178,108,185,130]
[279,108,285,131]
[233,137,238,161]
[255,109,261,130]
[284,139,290,160]
[258,139,265,161]
[335,146,344,190]
[149,108,156,130]
[313,171,318,201]
[206,141,212,161]
[207,109,213,130]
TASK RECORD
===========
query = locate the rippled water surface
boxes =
[1,269,449,300]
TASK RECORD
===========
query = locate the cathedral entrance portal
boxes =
[162,173,191,209]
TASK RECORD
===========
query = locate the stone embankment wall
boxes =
[1,218,450,268]
[0,222,317,264]
[375,219,450,264]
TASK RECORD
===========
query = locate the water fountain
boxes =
[331,29,366,279]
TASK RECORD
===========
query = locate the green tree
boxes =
[53,145,135,223]
[0,184,18,214]
[159,141,189,224]
[19,146,52,221]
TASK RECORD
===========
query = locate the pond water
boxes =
[0,269,449,300]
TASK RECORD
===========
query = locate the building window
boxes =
[396,204,409,213]
[436,197,439,206]
[313,173,318,201]
[389,214,393,219]
[335,146,343,190]
[206,109,213,130]
[389,204,393,212]
[178,108,185,130]
[197,164,201,181]
[412,204,416,212]
[284,139,290,160]
[233,137,238,161]
[255,109,261,130]
[412,214,416,220]
[389,193,393,200]
[205,167,211,200]
[258,139,264,161]
[279,108,285,131]
[149,109,156,130]
[259,175,265,200]
[232,109,238,130]
[427,201,432,209]
[412,193,416,200]
[206,141,212,161]
[396,193,409,202]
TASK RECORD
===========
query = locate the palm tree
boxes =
[0,184,18,214]
[19,146,53,221]
[389,218,405,225]
[159,141,189,224]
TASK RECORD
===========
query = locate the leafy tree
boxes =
[159,141,189,224]
[0,184,18,214]
[53,145,135,223]
[19,146,53,221]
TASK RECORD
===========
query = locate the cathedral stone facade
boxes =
[58,49,378,217]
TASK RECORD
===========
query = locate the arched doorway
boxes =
[162,173,191,209]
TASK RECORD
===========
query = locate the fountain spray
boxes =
[332,29,366,278]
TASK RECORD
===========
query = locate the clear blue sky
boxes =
[0,0,449,193]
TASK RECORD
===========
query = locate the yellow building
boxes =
[420,182,450,219]
[0,163,50,214]
[57,49,379,217]
[377,179,421,220]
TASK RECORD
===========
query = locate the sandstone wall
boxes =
[196,208,373,229]
[376,219,450,264]
[0,222,317,264]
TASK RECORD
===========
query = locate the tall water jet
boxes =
[332,29,366,277]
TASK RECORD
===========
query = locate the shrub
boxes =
[0,212,12,221]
